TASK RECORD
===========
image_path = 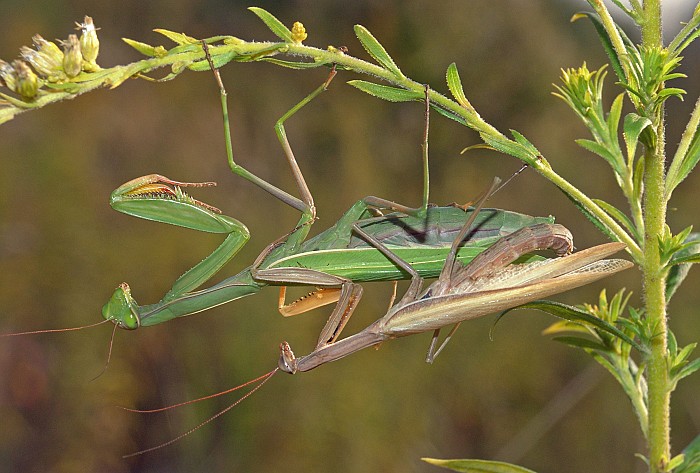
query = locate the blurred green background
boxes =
[1,1,698,472]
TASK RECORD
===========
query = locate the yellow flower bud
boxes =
[20,35,65,81]
[0,60,17,92]
[76,16,100,71]
[61,34,82,78]
[291,22,307,44]
[13,60,39,99]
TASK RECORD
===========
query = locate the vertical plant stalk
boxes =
[641,1,670,471]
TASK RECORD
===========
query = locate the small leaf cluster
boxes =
[554,8,700,274]
[543,290,651,438]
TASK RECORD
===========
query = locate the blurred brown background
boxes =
[0,1,698,472]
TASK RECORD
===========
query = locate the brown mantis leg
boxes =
[256,86,436,342]
[349,178,499,362]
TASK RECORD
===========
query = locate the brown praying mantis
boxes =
[279,178,634,373]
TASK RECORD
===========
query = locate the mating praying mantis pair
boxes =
[96,46,635,456]
[98,51,550,335]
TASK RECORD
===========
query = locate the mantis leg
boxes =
[303,177,500,361]
[103,52,339,328]
[103,175,252,328]
[255,264,363,348]
[205,42,339,253]
[259,85,439,341]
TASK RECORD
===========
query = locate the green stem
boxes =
[1,37,640,257]
[643,142,670,473]
[641,2,670,472]
[642,0,663,48]
[589,0,638,94]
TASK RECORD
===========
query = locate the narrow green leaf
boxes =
[154,29,199,45]
[353,25,404,78]
[433,104,468,126]
[632,155,645,203]
[504,300,644,353]
[480,134,538,166]
[575,139,625,176]
[669,232,700,266]
[422,458,538,473]
[668,454,686,472]
[669,7,700,55]
[261,58,327,69]
[571,12,625,82]
[510,130,540,156]
[674,342,697,366]
[665,233,700,301]
[187,52,238,71]
[623,113,652,164]
[561,191,617,242]
[348,80,422,102]
[446,63,473,110]
[607,93,624,149]
[593,198,640,242]
[668,330,679,356]
[666,101,700,197]
[670,254,700,264]
[674,358,700,382]
[588,351,625,387]
[122,38,165,57]
[553,336,610,351]
[664,73,688,81]
[658,87,686,99]
[248,7,293,42]
[674,433,700,473]
[673,27,700,57]
[542,320,591,336]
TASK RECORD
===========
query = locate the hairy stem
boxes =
[641,1,671,472]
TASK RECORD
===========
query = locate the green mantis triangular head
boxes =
[102,282,140,329]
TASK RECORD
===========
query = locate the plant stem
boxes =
[641,1,671,472]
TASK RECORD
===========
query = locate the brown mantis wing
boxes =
[279,235,632,373]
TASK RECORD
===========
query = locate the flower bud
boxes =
[0,60,17,92]
[20,35,65,81]
[291,22,307,44]
[13,60,39,99]
[76,16,100,71]
[61,34,82,78]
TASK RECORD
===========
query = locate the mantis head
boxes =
[102,283,140,329]
[278,342,298,374]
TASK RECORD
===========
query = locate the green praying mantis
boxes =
[278,178,634,373]
[122,178,634,458]
[100,52,559,333]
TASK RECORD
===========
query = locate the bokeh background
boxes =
[1,1,698,472]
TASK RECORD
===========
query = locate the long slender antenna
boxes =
[121,367,278,458]
[0,318,111,336]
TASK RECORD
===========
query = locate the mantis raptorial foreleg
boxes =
[103,52,341,328]
[278,178,634,374]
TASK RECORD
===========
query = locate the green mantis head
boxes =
[110,174,242,234]
[102,282,140,329]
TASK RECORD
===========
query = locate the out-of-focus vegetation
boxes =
[0,1,698,472]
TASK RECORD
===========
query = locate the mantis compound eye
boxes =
[278,342,298,374]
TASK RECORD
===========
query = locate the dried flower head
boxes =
[76,16,100,71]
[20,35,65,81]
[61,34,83,78]
[13,60,39,99]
